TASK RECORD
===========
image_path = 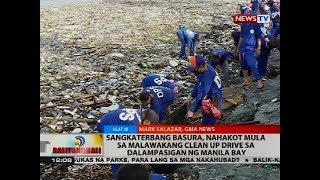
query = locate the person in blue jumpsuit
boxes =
[96,108,160,179]
[231,3,252,59]
[251,0,260,13]
[269,24,280,51]
[236,8,264,90]
[256,2,272,78]
[232,3,252,47]
[138,86,176,122]
[269,1,280,40]
[209,47,235,87]
[269,1,280,49]
[177,25,202,60]
[268,0,280,29]
[257,2,280,77]
[141,74,179,93]
[184,55,224,125]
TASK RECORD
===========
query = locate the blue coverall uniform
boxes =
[143,86,176,122]
[240,23,262,81]
[141,74,178,92]
[209,48,234,68]
[257,3,280,76]
[190,65,224,125]
[97,109,141,177]
[97,109,168,180]
[177,26,198,59]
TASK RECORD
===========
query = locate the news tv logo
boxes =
[233,14,270,24]
[40,134,103,156]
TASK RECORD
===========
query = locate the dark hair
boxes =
[116,164,149,180]
[138,91,150,102]
[141,109,159,124]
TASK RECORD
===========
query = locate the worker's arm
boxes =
[236,37,242,58]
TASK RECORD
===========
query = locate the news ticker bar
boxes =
[40,156,280,164]
[41,125,280,163]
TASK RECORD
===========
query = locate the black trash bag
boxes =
[162,104,189,125]
[150,104,190,175]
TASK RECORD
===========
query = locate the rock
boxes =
[229,165,280,180]
[63,95,71,99]
[226,105,255,122]
[40,117,43,123]
[108,72,117,78]
[90,110,100,116]
[86,113,95,119]
[249,80,279,105]
[107,53,125,60]
[169,60,178,67]
[46,102,54,107]
[107,79,117,84]
[72,128,82,133]
[254,101,280,124]
[268,50,280,78]
[79,122,91,131]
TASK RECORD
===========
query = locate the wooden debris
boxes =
[42,117,99,123]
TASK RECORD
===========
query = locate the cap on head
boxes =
[186,55,206,73]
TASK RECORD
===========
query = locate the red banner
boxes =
[137,125,280,134]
